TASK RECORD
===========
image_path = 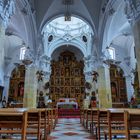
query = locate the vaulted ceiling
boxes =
[4,0,136,77]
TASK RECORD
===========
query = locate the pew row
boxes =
[81,108,140,140]
[0,108,58,140]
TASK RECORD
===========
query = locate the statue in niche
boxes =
[65,68,70,76]
[71,56,76,66]
[111,82,118,102]
[64,56,69,64]
[18,82,24,97]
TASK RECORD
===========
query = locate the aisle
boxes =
[47,118,95,140]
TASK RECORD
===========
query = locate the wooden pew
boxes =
[89,109,98,134]
[0,108,43,140]
[0,108,58,140]
[104,109,126,140]
[0,110,27,140]
[27,108,57,140]
[81,108,140,139]
[125,110,140,139]
[85,109,90,130]
[81,109,87,127]
[96,109,108,140]
[26,109,42,140]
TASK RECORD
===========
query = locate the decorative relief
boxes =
[125,0,140,25]
[0,0,15,28]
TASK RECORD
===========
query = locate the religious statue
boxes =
[36,70,44,82]
[19,84,24,96]
[92,71,99,82]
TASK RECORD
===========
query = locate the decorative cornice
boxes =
[0,0,15,28]
[124,0,140,25]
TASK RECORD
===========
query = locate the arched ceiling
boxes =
[34,0,103,34]
[6,0,37,52]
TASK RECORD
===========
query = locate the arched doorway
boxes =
[50,50,85,108]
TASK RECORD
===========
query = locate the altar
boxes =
[57,98,78,109]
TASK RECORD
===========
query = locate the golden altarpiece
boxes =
[50,51,85,108]
[110,64,127,107]
[8,65,25,103]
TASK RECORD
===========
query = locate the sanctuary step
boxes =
[58,109,80,118]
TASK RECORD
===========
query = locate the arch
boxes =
[47,39,87,58]
[101,0,131,52]
[7,0,37,51]
[42,15,93,59]
[41,14,94,35]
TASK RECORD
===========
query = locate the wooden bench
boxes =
[104,109,126,140]
[0,110,27,140]
[89,109,98,134]
[0,108,44,139]
[0,108,58,140]
[96,109,108,140]
[26,109,42,140]
[125,110,140,139]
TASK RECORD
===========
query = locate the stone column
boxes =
[0,21,5,86]
[97,64,112,108]
[125,0,140,87]
[132,20,140,104]
[0,0,15,85]
[125,75,134,102]
[23,65,38,108]
[84,72,93,108]
[133,20,140,86]
[3,75,11,100]
[39,55,51,93]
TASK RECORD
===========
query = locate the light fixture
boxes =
[63,0,73,21]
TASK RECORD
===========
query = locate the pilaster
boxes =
[0,0,15,86]
[97,64,112,108]
[133,20,140,89]
[125,75,134,101]
[3,75,10,101]
[23,65,38,108]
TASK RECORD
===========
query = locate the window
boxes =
[108,47,115,60]
[20,47,26,60]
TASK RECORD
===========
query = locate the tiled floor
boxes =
[47,118,95,140]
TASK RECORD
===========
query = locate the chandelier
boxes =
[63,0,73,21]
